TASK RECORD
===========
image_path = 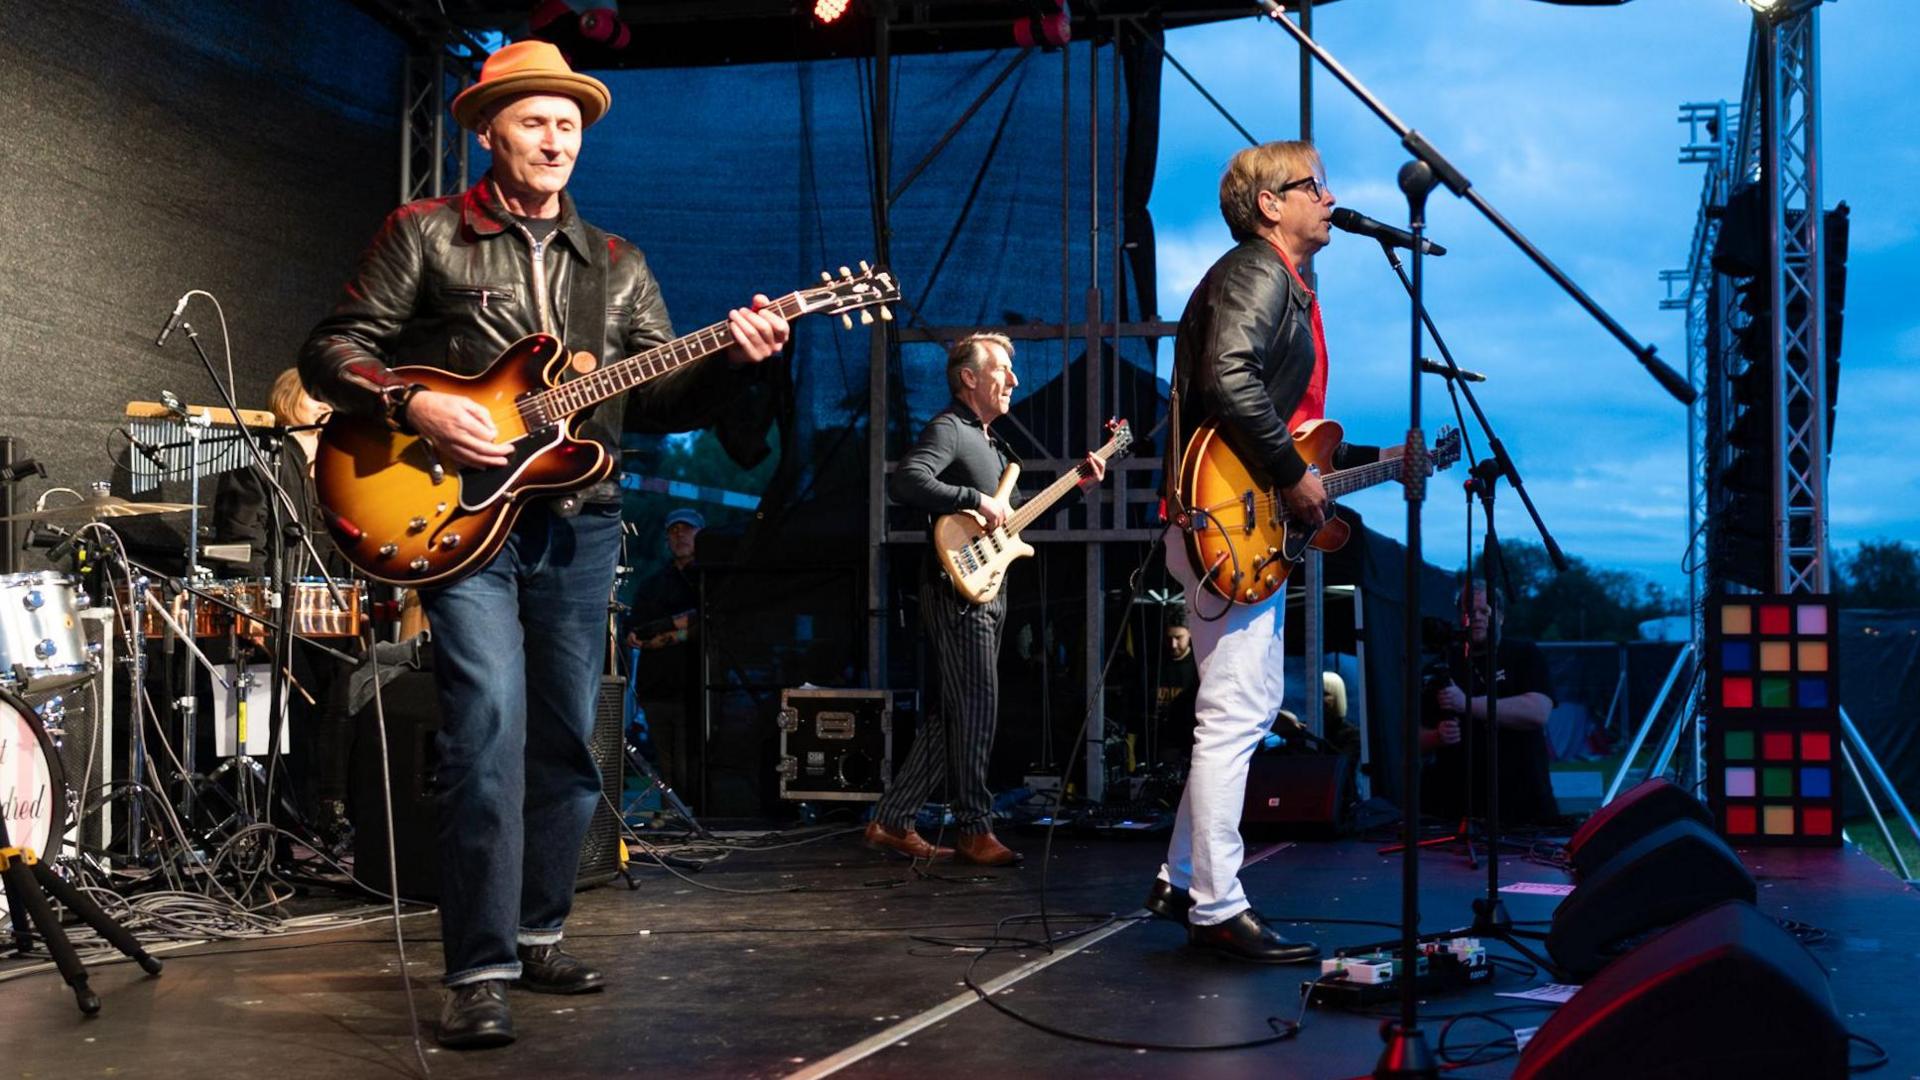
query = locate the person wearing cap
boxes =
[626,507,704,791]
[299,41,789,1049]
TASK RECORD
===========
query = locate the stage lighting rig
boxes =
[814,0,852,25]
[1740,0,1823,19]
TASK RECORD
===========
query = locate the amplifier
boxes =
[776,688,892,802]
[353,667,626,900]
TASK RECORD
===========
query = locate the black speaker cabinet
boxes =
[1240,751,1349,837]
[1517,900,1847,1080]
[353,669,626,901]
[1546,816,1756,980]
[1566,778,1713,879]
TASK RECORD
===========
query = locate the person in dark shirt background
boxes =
[627,507,704,791]
[1421,582,1560,826]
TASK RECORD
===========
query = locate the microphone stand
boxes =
[1253,0,1696,409]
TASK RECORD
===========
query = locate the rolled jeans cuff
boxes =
[517,927,565,947]
[444,962,520,988]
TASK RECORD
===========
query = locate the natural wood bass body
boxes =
[933,419,1132,605]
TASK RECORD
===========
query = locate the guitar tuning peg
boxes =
[841,314,854,330]
[859,309,874,325]
[878,305,893,321]
[859,259,871,273]
[838,265,852,279]
[821,271,833,283]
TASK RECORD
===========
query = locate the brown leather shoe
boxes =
[863,820,953,860]
[954,831,1023,866]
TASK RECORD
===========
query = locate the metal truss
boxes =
[400,41,482,203]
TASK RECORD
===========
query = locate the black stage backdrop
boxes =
[0,0,402,539]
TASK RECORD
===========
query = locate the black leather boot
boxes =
[516,943,605,994]
[1144,880,1194,925]
[438,979,514,1049]
[1187,910,1321,964]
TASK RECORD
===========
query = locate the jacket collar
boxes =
[460,178,594,264]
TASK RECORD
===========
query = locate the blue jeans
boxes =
[419,502,621,986]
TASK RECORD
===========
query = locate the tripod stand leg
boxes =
[1,858,100,1015]
[32,861,162,975]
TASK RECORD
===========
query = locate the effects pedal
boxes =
[1302,937,1490,1009]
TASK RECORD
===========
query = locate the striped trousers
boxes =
[876,573,1007,836]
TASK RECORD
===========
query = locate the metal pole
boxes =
[1083,40,1106,803]
[866,10,894,688]
[1603,642,1694,805]
[0,436,17,574]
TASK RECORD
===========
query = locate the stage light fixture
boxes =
[814,0,851,25]
[1740,0,1821,18]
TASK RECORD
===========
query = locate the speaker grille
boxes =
[577,676,626,886]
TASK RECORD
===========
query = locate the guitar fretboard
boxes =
[1005,436,1127,535]
[523,292,812,424]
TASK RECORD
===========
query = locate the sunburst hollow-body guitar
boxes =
[314,264,899,588]
[1177,417,1460,605]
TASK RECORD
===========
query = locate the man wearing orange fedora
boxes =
[301,40,789,1049]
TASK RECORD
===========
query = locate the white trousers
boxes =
[1158,527,1287,926]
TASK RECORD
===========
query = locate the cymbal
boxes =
[0,494,203,524]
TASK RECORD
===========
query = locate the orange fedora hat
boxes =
[451,40,611,130]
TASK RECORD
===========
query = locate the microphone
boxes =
[1419,358,1487,383]
[123,427,168,468]
[154,293,190,348]
[1331,207,1448,256]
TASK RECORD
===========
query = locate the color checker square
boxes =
[1797,605,1828,635]
[1723,678,1753,708]
[1721,605,1752,635]
[1800,767,1832,798]
[1803,808,1834,836]
[1725,730,1755,760]
[1798,679,1829,708]
[1759,641,1791,672]
[1723,641,1753,671]
[1762,767,1794,797]
[1725,767,1756,797]
[1760,678,1792,707]
[1801,732,1831,761]
[1759,605,1791,635]
[1762,732,1795,760]
[1727,806,1757,835]
[1797,641,1829,671]
[1763,805,1796,835]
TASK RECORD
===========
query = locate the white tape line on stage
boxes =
[786,842,1296,1079]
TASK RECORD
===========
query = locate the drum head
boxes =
[1,689,69,915]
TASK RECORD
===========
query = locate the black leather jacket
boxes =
[1168,238,1320,491]
[299,179,750,459]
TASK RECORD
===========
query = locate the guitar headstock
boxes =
[1102,417,1135,458]
[1430,426,1462,471]
[795,261,900,329]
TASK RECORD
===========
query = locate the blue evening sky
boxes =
[1147,0,1917,596]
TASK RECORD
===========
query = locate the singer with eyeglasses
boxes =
[1149,140,1399,964]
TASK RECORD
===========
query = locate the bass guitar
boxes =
[933,418,1133,605]
[1176,417,1460,605]
[314,264,899,587]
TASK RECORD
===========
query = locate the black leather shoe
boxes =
[438,979,514,1049]
[516,943,605,994]
[1144,880,1194,925]
[1187,910,1321,964]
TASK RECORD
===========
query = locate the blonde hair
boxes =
[946,332,1013,395]
[268,368,310,427]
[1219,140,1321,243]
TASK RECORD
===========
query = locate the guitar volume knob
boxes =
[408,516,429,533]
[378,543,399,559]
[440,534,462,549]
[409,557,431,573]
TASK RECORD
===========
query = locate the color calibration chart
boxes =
[1705,596,1841,846]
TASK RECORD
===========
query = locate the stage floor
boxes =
[2,825,1915,1079]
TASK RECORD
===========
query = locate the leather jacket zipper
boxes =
[519,226,554,334]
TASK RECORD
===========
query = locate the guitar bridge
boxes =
[1240,491,1256,535]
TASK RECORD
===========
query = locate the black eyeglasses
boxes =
[1273,176,1326,203]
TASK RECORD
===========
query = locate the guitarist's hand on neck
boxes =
[1282,469,1329,529]
[975,493,1012,528]
[404,391,514,469]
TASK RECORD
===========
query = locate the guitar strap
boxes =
[560,225,612,420]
